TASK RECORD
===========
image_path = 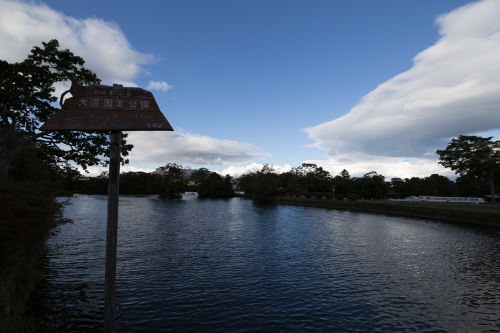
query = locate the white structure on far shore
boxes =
[406,196,485,204]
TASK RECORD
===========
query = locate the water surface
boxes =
[33,195,500,332]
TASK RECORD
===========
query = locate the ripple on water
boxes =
[30,195,500,332]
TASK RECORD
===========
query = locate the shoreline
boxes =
[274,197,500,228]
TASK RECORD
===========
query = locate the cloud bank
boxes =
[304,154,453,180]
[305,0,500,164]
[126,130,263,167]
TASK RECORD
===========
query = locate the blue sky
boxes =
[1,0,499,179]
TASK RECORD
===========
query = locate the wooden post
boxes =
[105,131,121,333]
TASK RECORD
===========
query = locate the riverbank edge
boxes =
[274,197,500,227]
[0,182,69,332]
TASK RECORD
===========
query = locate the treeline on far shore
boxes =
[71,163,499,203]
[73,164,234,199]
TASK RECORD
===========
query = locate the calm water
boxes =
[32,195,500,332]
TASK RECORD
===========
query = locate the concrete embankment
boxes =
[274,197,500,227]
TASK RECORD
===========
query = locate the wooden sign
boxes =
[40,82,174,332]
[40,82,173,131]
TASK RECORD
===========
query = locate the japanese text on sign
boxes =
[77,98,150,110]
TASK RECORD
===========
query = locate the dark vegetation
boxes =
[237,163,499,203]
[190,168,233,198]
[0,147,71,331]
[437,135,499,202]
[73,164,235,199]
[158,164,189,199]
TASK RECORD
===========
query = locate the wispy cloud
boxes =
[304,0,500,164]
[147,81,173,92]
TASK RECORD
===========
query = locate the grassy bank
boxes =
[0,182,69,332]
[275,197,500,227]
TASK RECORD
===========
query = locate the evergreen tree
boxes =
[0,39,133,182]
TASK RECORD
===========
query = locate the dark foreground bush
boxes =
[0,181,70,331]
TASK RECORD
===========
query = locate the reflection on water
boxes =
[31,195,500,332]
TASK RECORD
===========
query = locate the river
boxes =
[31,195,500,332]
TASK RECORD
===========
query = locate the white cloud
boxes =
[0,0,152,84]
[125,130,263,168]
[147,81,173,92]
[303,153,454,180]
[304,0,500,162]
[218,163,292,177]
[77,165,155,177]
[76,165,106,177]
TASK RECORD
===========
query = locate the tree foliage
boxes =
[356,171,389,200]
[291,163,333,197]
[235,164,465,202]
[120,172,164,195]
[158,163,188,199]
[333,169,353,200]
[0,39,132,182]
[437,135,499,201]
[65,162,487,202]
[190,168,233,198]
[0,179,71,329]
[238,165,279,203]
